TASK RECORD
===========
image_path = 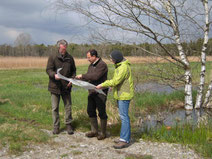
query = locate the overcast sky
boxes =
[0,0,211,46]
[0,0,90,45]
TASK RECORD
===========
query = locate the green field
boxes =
[0,63,211,158]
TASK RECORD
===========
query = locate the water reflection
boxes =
[139,108,212,132]
[135,82,212,131]
[135,82,176,93]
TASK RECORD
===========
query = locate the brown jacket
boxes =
[82,58,108,94]
[46,51,76,94]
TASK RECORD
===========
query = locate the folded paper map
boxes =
[57,68,106,95]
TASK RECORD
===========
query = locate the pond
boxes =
[135,82,183,94]
[135,82,212,131]
[139,108,212,132]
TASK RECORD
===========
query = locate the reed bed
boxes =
[0,57,89,69]
[0,56,212,69]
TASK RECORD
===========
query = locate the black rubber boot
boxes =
[97,119,107,140]
[86,118,98,138]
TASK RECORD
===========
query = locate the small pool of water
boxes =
[135,82,211,131]
[139,108,212,132]
[135,82,176,94]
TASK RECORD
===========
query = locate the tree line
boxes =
[0,38,212,58]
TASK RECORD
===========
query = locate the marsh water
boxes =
[135,82,212,131]
[135,82,183,94]
[139,108,212,132]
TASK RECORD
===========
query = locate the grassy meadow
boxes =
[0,56,211,157]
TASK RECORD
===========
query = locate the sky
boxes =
[0,0,90,45]
[0,0,166,46]
[0,0,211,46]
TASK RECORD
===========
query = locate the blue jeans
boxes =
[118,100,131,143]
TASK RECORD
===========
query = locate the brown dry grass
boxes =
[0,56,212,69]
[0,57,90,69]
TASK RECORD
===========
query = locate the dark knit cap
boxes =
[110,50,123,64]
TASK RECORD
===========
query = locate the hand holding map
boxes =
[57,68,106,96]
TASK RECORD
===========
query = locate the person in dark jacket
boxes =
[46,39,76,135]
[76,49,108,140]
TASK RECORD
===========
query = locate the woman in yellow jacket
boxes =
[96,50,134,149]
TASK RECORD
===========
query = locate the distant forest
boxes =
[0,38,212,58]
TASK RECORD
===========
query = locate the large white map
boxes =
[57,68,106,95]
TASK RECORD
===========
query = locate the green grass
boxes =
[0,66,114,154]
[0,63,211,157]
[133,91,184,111]
[141,121,212,158]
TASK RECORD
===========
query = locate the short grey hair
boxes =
[56,39,68,47]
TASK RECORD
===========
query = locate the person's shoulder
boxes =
[66,52,75,60]
[48,52,57,59]
[66,52,73,57]
[99,61,108,70]
[99,58,107,66]
[118,62,128,70]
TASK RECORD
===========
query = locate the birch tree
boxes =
[51,0,212,109]
[195,0,210,108]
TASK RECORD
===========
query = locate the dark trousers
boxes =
[87,93,108,119]
[51,93,72,128]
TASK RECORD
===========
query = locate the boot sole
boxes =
[68,131,74,135]
[97,136,106,140]
[86,135,98,138]
[113,143,130,149]
[113,139,120,143]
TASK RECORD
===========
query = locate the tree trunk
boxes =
[195,0,209,109]
[195,51,206,109]
[166,1,193,109]
[195,44,207,109]
[175,34,193,109]
[184,69,193,110]
[203,80,212,108]
[177,42,193,110]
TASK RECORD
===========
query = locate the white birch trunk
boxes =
[184,69,193,109]
[166,1,193,110]
[195,55,206,109]
[175,36,193,109]
[203,80,212,108]
[195,0,209,109]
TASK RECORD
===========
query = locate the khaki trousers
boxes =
[51,93,72,128]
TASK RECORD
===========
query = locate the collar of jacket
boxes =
[92,57,101,66]
[114,58,126,68]
[57,51,70,60]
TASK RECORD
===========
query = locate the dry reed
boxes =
[0,57,90,69]
[0,56,211,69]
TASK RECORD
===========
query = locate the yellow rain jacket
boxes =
[101,59,134,100]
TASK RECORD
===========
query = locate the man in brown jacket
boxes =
[76,49,108,140]
[46,39,76,135]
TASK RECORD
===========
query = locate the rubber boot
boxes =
[86,118,98,138]
[97,119,107,140]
